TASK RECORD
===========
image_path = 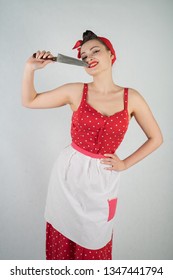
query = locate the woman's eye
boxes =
[82,56,87,61]
[93,49,100,54]
[81,49,100,61]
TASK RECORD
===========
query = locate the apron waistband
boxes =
[71,142,106,159]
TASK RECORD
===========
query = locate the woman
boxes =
[22,30,163,260]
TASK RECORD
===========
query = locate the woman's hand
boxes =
[25,50,54,71]
[100,154,127,171]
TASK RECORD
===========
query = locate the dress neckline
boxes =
[84,83,128,118]
[85,101,126,118]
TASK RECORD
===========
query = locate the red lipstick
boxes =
[88,61,98,68]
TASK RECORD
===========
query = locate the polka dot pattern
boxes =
[71,84,129,154]
[46,223,113,260]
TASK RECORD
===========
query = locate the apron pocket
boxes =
[107,198,118,221]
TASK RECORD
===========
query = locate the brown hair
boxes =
[81,30,109,51]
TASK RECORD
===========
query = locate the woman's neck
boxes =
[91,70,115,93]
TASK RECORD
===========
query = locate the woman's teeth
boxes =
[89,62,98,68]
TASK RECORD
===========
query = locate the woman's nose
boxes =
[86,55,94,63]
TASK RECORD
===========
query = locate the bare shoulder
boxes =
[59,82,83,95]
[55,82,84,104]
[127,88,149,115]
[128,87,143,100]
[127,87,156,122]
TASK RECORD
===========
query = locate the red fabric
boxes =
[46,223,113,260]
[71,142,106,158]
[72,37,116,64]
[108,198,118,221]
[71,83,129,155]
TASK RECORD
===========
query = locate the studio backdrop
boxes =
[0,0,172,260]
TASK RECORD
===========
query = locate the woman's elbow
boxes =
[152,133,164,149]
[159,134,164,146]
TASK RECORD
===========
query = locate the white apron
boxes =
[44,144,120,250]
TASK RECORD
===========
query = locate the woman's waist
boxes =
[71,142,107,159]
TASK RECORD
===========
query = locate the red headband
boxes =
[72,36,116,64]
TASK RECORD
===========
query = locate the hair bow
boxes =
[72,37,116,64]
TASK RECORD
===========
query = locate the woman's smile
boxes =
[88,60,99,68]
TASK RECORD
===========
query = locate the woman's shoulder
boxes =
[62,82,86,109]
[59,82,85,99]
[114,84,142,99]
[126,87,145,103]
[127,87,141,96]
[61,82,84,92]
[126,87,150,115]
[57,82,84,97]
[113,84,141,96]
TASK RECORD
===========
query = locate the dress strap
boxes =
[81,83,88,103]
[124,88,128,110]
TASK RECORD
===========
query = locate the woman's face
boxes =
[80,39,113,75]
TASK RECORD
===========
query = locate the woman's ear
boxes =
[108,50,114,61]
[111,53,115,61]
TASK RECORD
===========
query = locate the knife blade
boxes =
[33,53,88,67]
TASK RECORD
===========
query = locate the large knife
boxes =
[33,53,88,67]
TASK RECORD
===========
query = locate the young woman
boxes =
[22,30,163,260]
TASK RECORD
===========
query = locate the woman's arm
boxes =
[101,89,163,171]
[22,50,81,109]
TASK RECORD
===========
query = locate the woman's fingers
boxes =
[35,50,44,59]
[43,51,53,59]
[100,154,119,164]
[35,50,53,60]
[104,153,119,159]
[100,153,126,171]
[26,50,54,71]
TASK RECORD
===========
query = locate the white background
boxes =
[0,0,172,260]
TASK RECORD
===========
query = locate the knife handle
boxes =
[33,53,56,61]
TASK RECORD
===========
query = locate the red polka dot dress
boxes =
[46,223,113,260]
[45,83,129,260]
[71,83,129,155]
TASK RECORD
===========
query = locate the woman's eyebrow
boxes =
[81,46,100,55]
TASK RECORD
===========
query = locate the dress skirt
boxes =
[46,222,113,260]
[45,143,120,259]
